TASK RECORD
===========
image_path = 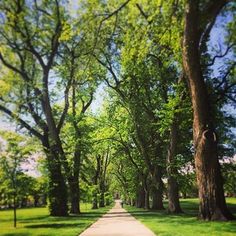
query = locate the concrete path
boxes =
[79,200,156,236]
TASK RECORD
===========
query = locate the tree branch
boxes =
[81,92,93,114]
[0,53,25,77]
[57,78,72,132]
[206,43,235,67]
[0,104,43,140]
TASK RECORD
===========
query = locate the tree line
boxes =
[0,0,235,221]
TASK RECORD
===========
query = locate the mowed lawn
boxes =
[0,203,111,236]
[126,198,236,236]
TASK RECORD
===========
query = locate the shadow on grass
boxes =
[2,233,30,236]
[227,203,236,212]
[126,200,236,235]
[25,222,86,229]
[19,215,49,223]
[19,211,107,223]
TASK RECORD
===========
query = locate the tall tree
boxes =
[182,0,235,220]
[0,0,70,216]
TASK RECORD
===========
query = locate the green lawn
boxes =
[0,203,112,236]
[125,198,236,236]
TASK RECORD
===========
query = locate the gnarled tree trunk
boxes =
[183,0,234,220]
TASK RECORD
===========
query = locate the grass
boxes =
[0,203,112,236]
[125,198,236,236]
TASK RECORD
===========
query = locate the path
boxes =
[79,200,156,236]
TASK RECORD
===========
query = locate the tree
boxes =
[182,0,235,220]
[0,131,32,227]
[0,0,69,216]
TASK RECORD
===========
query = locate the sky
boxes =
[90,84,107,113]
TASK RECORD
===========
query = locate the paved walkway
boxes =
[79,200,156,236]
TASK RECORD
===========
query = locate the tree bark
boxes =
[99,182,105,207]
[92,155,101,209]
[144,189,150,209]
[42,138,68,216]
[151,168,165,210]
[136,186,145,208]
[152,187,164,210]
[167,120,182,213]
[69,143,81,214]
[13,191,17,228]
[167,176,182,213]
[183,0,234,220]
[142,176,149,209]
[69,177,80,214]
[47,153,68,216]
[92,195,98,209]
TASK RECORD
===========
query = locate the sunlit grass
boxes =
[0,203,112,236]
[125,198,236,236]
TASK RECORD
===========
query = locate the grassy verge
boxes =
[125,198,236,236]
[0,203,112,236]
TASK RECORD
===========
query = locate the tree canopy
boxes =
[0,0,235,221]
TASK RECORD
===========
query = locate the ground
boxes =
[125,198,236,236]
[0,198,235,236]
[80,199,155,236]
[0,203,111,236]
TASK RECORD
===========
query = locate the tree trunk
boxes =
[167,176,182,213]
[47,155,68,216]
[92,155,100,209]
[42,194,47,205]
[92,194,98,209]
[183,0,234,220]
[43,139,68,216]
[33,195,40,207]
[13,191,17,228]
[143,173,150,209]
[151,168,165,210]
[69,177,80,214]
[152,187,164,210]
[136,186,145,208]
[144,189,150,209]
[167,120,182,213]
[69,144,81,214]
[99,185,105,207]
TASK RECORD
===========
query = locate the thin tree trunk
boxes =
[99,183,105,207]
[69,143,81,214]
[183,0,234,220]
[92,194,98,209]
[143,174,150,209]
[13,192,17,228]
[167,120,182,213]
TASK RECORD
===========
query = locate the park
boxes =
[0,0,236,235]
